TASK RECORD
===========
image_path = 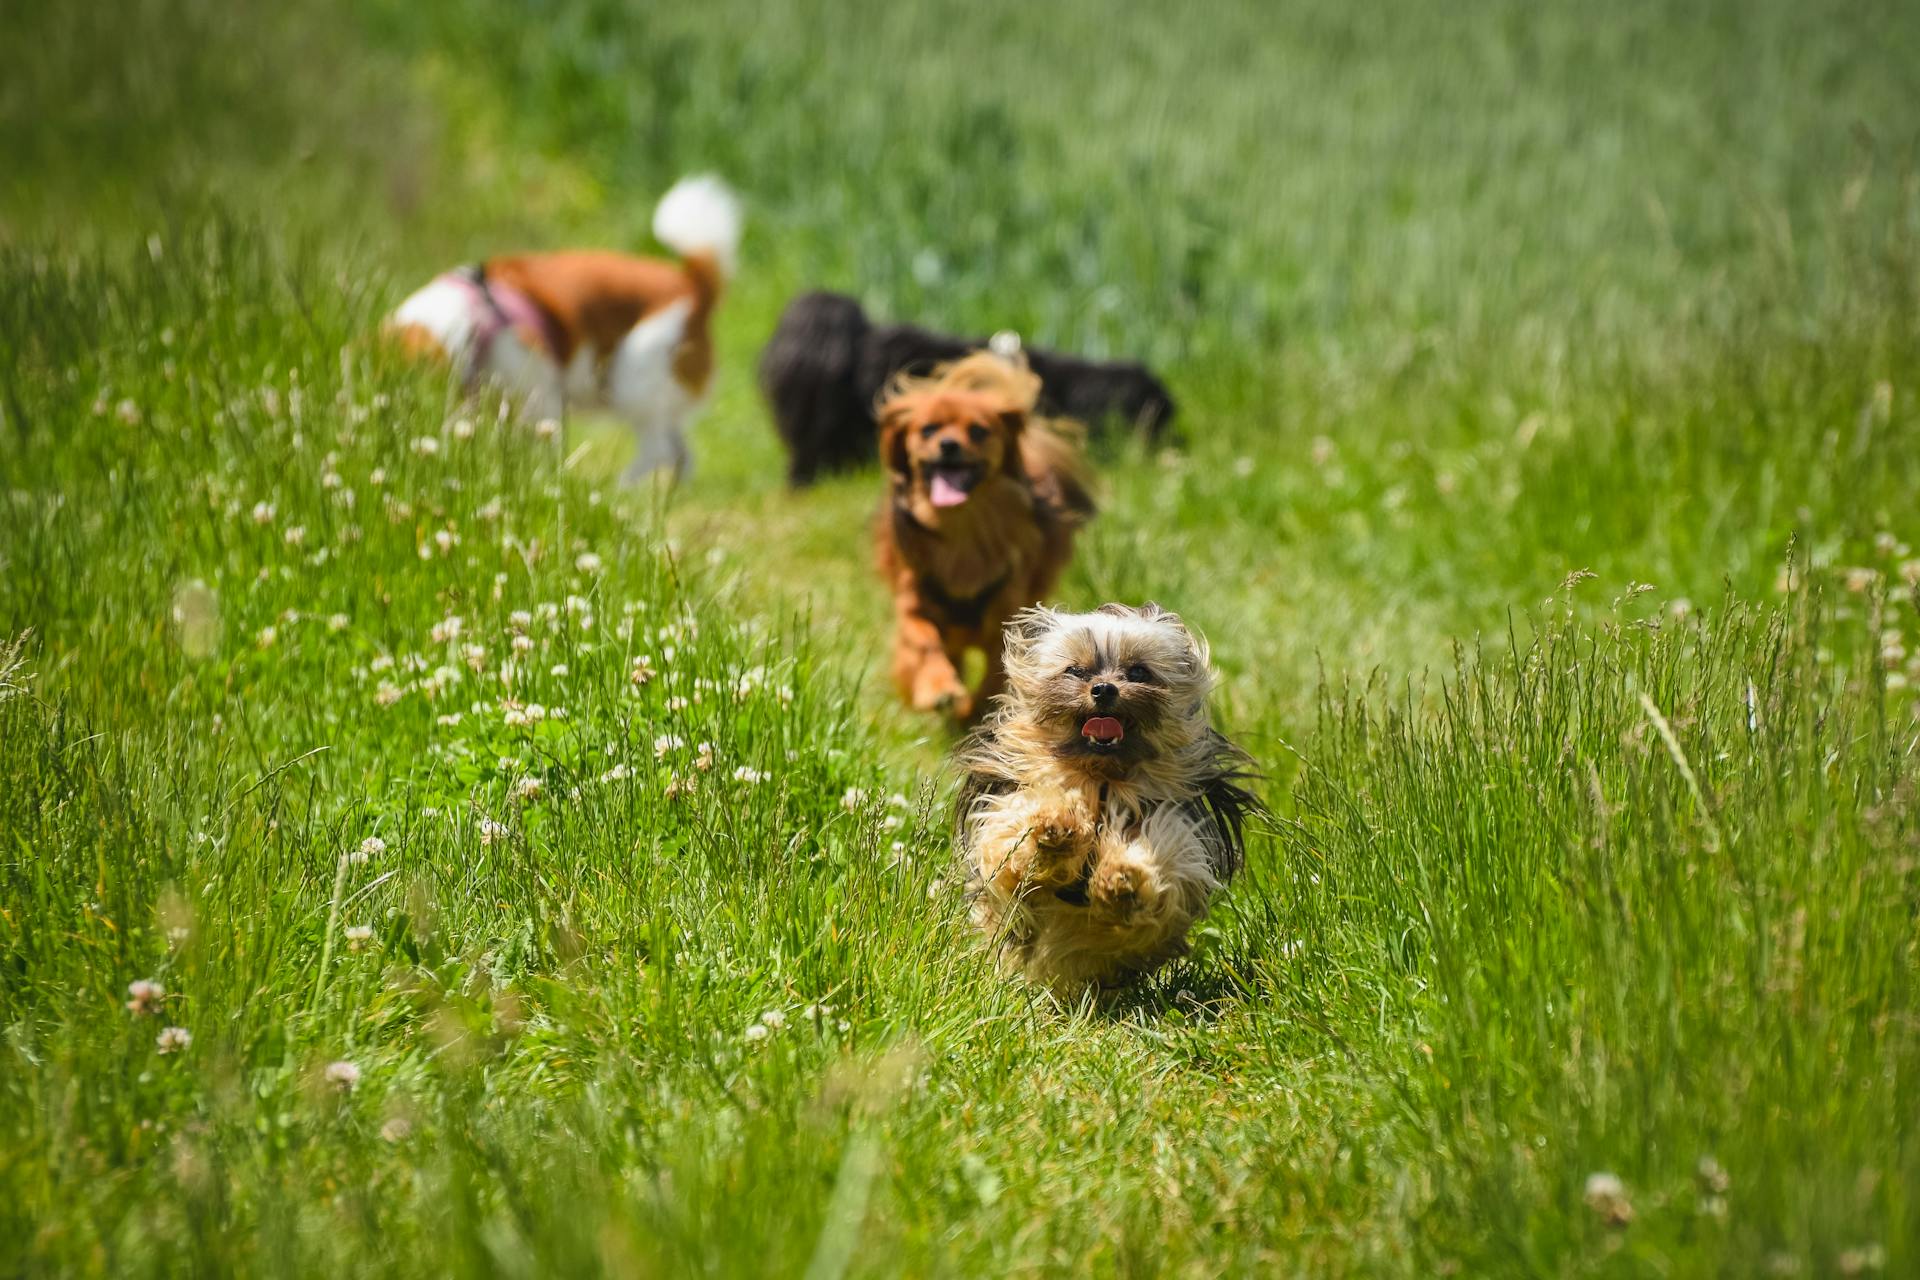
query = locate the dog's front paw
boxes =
[1090,859,1157,920]
[911,674,973,720]
[1032,809,1085,856]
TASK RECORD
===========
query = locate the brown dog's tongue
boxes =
[1081,716,1125,743]
[929,472,970,507]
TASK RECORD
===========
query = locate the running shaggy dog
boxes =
[955,603,1262,993]
[386,174,742,482]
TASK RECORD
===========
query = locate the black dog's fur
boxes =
[760,291,1178,487]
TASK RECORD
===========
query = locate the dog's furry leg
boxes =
[966,786,1097,899]
[1087,808,1220,966]
[891,594,973,719]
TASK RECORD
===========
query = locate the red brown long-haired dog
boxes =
[875,352,1096,721]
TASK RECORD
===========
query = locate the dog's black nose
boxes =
[937,438,964,460]
[1091,681,1118,707]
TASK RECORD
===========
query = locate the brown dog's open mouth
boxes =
[926,462,982,508]
[1081,716,1126,749]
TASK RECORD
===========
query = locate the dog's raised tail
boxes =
[654,174,742,312]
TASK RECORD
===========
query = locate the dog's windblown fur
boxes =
[955,604,1261,993]
[875,352,1095,722]
[761,291,1177,486]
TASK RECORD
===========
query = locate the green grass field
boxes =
[4,0,1919,1273]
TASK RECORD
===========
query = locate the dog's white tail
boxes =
[652,174,742,280]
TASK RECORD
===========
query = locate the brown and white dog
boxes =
[387,175,741,481]
[875,352,1095,722]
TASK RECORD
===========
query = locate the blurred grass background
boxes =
[3,0,1919,1274]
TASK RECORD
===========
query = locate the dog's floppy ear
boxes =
[877,394,917,483]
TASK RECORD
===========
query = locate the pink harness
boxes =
[441,266,564,379]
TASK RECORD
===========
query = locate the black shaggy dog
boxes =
[760,291,1178,486]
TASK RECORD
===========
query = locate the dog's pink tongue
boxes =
[1082,716,1125,743]
[929,473,970,507]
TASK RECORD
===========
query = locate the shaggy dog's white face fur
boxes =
[956,604,1258,994]
[996,604,1215,789]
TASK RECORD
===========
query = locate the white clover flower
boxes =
[380,1116,412,1143]
[251,501,276,525]
[435,529,459,554]
[476,497,503,521]
[324,1060,361,1090]
[523,703,547,723]
[256,626,278,649]
[344,925,374,951]
[841,787,868,812]
[760,1009,787,1029]
[654,734,685,759]
[665,774,697,799]
[430,616,463,645]
[600,763,632,783]
[695,743,715,772]
[410,436,441,457]
[321,470,342,490]
[549,663,569,677]
[477,819,508,845]
[1584,1172,1632,1226]
[125,979,165,1015]
[534,419,560,440]
[630,656,656,685]
[327,613,350,633]
[156,1026,192,1055]
[374,682,402,708]
[369,467,387,487]
[882,815,903,831]
[282,524,307,547]
[565,595,589,616]
[742,1023,769,1043]
[668,696,690,712]
[370,653,394,673]
[733,766,767,784]
[462,643,487,672]
[575,552,603,575]
[117,399,142,425]
[515,776,544,801]
[512,635,534,654]
[452,417,475,440]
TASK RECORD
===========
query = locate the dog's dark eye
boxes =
[967,424,989,445]
[1064,665,1090,680]
[919,423,941,440]
[1125,663,1154,683]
